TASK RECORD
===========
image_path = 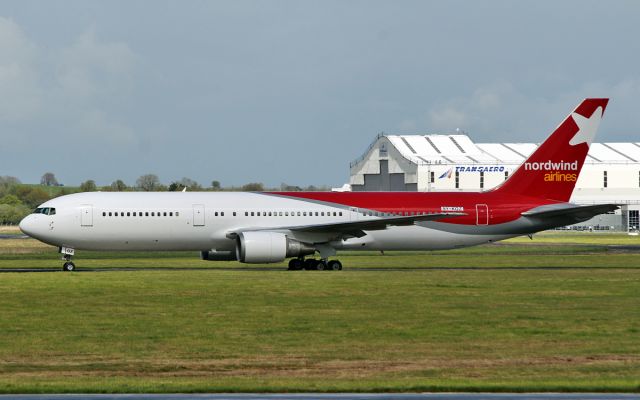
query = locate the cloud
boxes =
[0,18,140,150]
[426,81,523,135]
[422,80,640,142]
[0,17,42,122]
[76,109,138,147]
[427,106,468,132]
[55,29,136,101]
[50,30,139,148]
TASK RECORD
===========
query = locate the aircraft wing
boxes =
[521,203,619,223]
[227,212,466,239]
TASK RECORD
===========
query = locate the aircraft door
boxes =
[80,205,93,227]
[349,207,359,221]
[476,204,489,225]
[193,204,205,226]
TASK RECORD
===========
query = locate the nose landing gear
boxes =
[63,260,76,272]
[59,246,76,272]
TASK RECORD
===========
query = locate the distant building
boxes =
[349,133,640,232]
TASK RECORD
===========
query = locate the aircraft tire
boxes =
[328,260,342,271]
[303,259,317,270]
[316,260,326,271]
[62,261,76,272]
[288,258,303,271]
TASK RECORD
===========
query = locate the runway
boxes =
[1,264,639,273]
[0,234,28,239]
[1,265,638,273]
[1,393,638,400]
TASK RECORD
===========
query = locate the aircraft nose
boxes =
[19,215,36,237]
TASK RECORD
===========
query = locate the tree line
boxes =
[0,173,330,225]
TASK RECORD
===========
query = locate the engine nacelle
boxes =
[236,232,315,263]
[200,250,238,261]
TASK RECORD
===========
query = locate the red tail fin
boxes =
[494,98,609,202]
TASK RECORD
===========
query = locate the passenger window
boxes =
[245,212,248,216]
[215,212,218,217]
[297,212,301,216]
[163,212,167,217]
[268,212,272,216]
[303,212,307,216]
[127,212,131,217]
[151,212,155,216]
[108,212,112,217]
[285,212,289,216]
[221,212,225,216]
[251,212,255,216]
[333,212,337,216]
[103,212,106,217]
[176,212,179,216]
[314,212,318,216]
[339,212,342,216]
[233,212,236,216]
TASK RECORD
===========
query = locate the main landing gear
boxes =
[59,246,76,272]
[288,258,343,271]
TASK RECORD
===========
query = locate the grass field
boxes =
[0,231,638,393]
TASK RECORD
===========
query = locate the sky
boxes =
[1,0,639,188]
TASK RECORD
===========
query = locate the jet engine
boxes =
[236,231,315,263]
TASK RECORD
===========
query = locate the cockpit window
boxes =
[33,207,56,215]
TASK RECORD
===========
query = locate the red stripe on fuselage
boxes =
[266,191,554,225]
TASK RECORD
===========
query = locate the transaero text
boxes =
[455,166,505,173]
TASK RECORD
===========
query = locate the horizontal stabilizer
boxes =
[522,203,619,222]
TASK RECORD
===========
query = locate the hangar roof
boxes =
[376,134,640,165]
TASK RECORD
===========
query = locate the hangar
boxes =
[348,133,640,232]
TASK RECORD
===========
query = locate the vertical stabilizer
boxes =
[494,98,609,202]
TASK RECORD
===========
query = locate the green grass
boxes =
[0,233,639,393]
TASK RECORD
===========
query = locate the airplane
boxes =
[19,98,617,272]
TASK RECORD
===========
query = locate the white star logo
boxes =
[569,106,603,146]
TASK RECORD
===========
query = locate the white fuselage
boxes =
[19,192,511,255]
